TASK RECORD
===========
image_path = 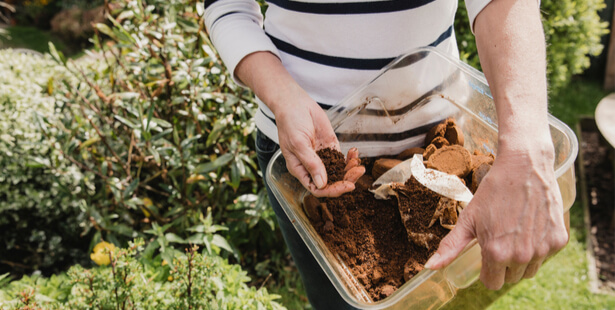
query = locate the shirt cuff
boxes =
[465,0,493,34]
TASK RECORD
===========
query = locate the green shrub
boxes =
[0,49,92,276]
[455,0,609,93]
[43,0,282,272]
[0,240,284,309]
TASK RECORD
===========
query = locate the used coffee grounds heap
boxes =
[302,118,494,301]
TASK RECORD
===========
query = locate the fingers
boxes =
[480,258,507,290]
[289,140,328,190]
[344,166,365,183]
[523,258,544,279]
[312,181,356,198]
[504,264,526,284]
[424,212,475,270]
[345,158,361,172]
[345,147,361,172]
[347,147,359,161]
[284,153,319,192]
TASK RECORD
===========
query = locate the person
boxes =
[204,0,569,308]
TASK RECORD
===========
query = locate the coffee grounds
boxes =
[307,172,446,301]
[396,178,449,251]
[314,187,420,300]
[304,118,488,302]
[317,148,346,184]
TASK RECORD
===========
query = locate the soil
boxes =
[580,129,615,291]
[303,118,490,301]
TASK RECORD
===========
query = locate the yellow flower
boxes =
[142,197,153,207]
[90,241,116,266]
[186,174,206,184]
[167,276,174,282]
[161,260,168,266]
[141,197,153,217]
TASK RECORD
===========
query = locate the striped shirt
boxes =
[204,0,492,146]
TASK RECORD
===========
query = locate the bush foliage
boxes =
[0,50,92,276]
[41,0,281,273]
[455,0,609,93]
[0,240,284,309]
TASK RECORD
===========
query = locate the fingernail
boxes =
[314,175,325,189]
[424,253,440,269]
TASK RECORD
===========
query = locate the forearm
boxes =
[474,0,553,156]
[204,0,280,87]
[235,51,312,116]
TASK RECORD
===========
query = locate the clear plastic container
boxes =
[265,47,578,309]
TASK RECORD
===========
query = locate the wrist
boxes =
[497,130,555,163]
[268,83,313,117]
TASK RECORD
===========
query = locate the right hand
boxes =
[274,97,365,197]
[234,51,363,197]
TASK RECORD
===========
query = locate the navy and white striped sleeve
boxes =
[204,0,281,87]
[464,0,493,33]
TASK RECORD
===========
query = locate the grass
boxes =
[0,25,77,56]
[548,77,611,125]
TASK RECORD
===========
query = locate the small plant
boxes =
[0,240,284,309]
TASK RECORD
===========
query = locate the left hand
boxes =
[424,142,569,290]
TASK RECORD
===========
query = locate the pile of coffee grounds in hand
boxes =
[317,148,346,183]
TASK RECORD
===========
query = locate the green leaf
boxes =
[123,178,140,200]
[211,234,235,255]
[152,118,172,128]
[48,42,66,65]
[194,153,234,174]
[107,15,135,43]
[149,146,161,164]
[206,118,226,147]
[164,233,186,244]
[230,161,240,190]
[145,103,155,132]
[141,239,160,259]
[160,249,177,268]
[115,115,139,129]
[185,233,205,245]
[180,134,201,149]
[116,10,135,22]
[151,128,173,141]
[176,17,199,33]
[108,224,135,237]
[95,23,116,39]
[79,136,100,149]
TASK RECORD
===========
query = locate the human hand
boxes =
[424,144,568,290]
[275,98,365,198]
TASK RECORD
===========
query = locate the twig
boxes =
[126,132,135,177]
[0,260,29,269]
[259,273,273,290]
[71,60,110,106]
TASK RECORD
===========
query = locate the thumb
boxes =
[425,212,475,270]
